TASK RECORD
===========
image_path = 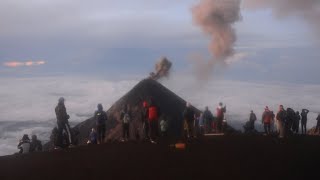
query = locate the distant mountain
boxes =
[45,79,236,150]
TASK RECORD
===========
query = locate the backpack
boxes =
[123,113,130,124]
[148,106,158,121]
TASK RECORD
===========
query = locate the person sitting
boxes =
[160,116,169,137]
[30,135,42,152]
[18,134,31,154]
[87,128,98,145]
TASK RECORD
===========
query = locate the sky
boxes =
[0,0,320,155]
[0,0,319,82]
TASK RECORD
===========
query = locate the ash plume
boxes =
[149,57,172,81]
[192,0,241,60]
[191,0,242,79]
[243,0,320,36]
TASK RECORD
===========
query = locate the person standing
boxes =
[55,97,73,147]
[198,113,205,135]
[203,106,214,133]
[216,102,226,133]
[30,135,42,152]
[301,109,310,135]
[141,101,150,140]
[120,105,131,142]
[160,116,168,137]
[270,111,275,133]
[94,104,107,144]
[315,114,320,134]
[183,102,195,138]
[249,110,257,131]
[293,111,301,134]
[148,99,160,143]
[262,106,272,135]
[276,105,287,138]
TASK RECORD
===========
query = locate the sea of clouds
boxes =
[0,75,319,156]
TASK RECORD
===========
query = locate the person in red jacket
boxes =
[262,106,273,135]
[148,99,160,144]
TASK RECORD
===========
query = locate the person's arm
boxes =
[62,106,69,120]
[17,141,23,148]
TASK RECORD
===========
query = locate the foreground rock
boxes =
[2,135,320,180]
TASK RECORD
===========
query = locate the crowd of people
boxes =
[17,134,42,154]
[244,105,320,138]
[17,97,320,153]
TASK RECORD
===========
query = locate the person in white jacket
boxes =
[18,134,31,154]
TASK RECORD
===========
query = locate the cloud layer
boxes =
[3,61,46,68]
[1,75,320,155]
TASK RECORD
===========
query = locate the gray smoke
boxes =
[149,57,172,81]
[243,0,320,36]
[191,0,242,79]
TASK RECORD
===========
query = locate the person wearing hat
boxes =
[55,97,73,148]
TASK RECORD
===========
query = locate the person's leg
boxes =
[57,123,64,147]
[101,124,106,143]
[302,123,306,134]
[268,124,271,134]
[63,123,72,145]
[279,121,284,138]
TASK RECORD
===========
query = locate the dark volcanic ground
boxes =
[1,135,320,180]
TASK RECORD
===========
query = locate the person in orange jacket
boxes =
[262,106,273,135]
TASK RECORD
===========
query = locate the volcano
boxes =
[45,79,235,150]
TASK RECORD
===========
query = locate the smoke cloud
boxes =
[3,61,46,68]
[191,0,242,79]
[243,0,320,36]
[149,57,172,81]
[192,0,241,60]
